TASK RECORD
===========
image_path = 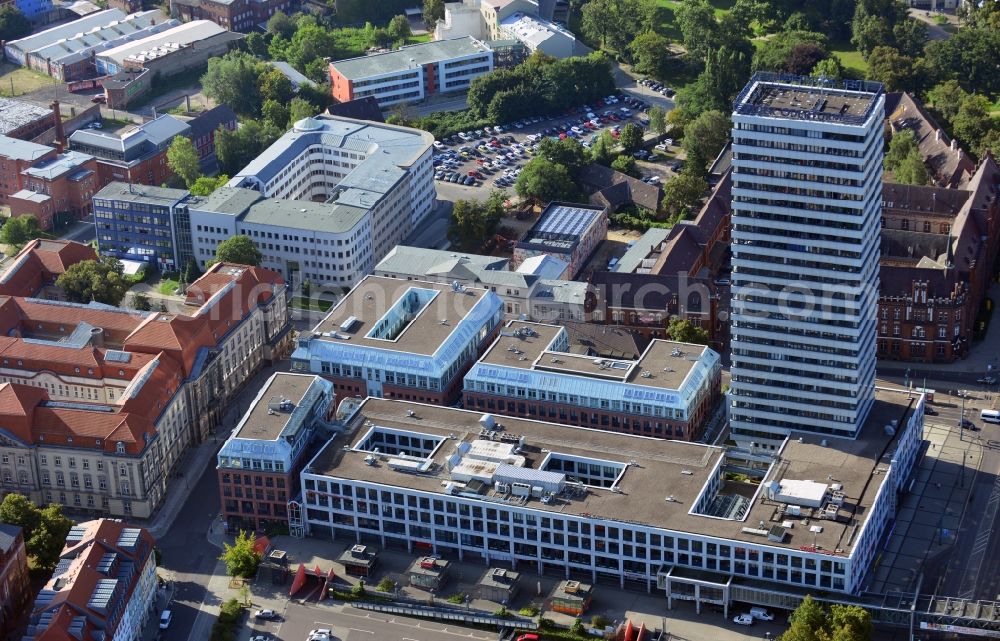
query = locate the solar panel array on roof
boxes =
[87,578,118,611]
[66,524,87,543]
[116,528,141,550]
[104,349,132,363]
[535,205,600,239]
[68,616,86,638]
[97,551,117,575]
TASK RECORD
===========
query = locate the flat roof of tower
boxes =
[734,73,883,125]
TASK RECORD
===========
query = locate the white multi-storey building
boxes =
[329,37,494,107]
[728,73,885,447]
[188,116,435,287]
[296,389,923,611]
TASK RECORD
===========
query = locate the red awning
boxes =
[289,563,307,596]
[253,536,271,556]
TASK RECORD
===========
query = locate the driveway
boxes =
[908,8,957,41]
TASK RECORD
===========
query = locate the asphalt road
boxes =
[276,602,498,641]
[158,448,223,641]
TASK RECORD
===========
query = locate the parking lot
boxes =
[432,93,680,194]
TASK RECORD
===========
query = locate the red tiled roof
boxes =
[30,519,154,641]
[0,239,96,298]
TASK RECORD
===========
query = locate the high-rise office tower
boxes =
[728,73,885,447]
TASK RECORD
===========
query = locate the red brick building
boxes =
[217,373,334,532]
[0,238,97,298]
[68,114,190,188]
[9,151,99,230]
[0,524,31,640]
[170,0,292,32]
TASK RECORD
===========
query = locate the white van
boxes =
[750,607,774,621]
[981,409,1000,424]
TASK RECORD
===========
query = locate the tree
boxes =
[0,6,31,42]
[866,46,920,92]
[289,97,317,123]
[752,30,829,74]
[183,257,203,285]
[590,130,615,166]
[781,595,827,641]
[611,155,639,177]
[661,171,708,217]
[215,235,262,266]
[166,136,201,188]
[648,106,668,136]
[925,80,967,123]
[618,123,644,154]
[189,175,230,196]
[0,495,73,570]
[681,109,729,173]
[892,17,928,58]
[675,0,719,62]
[262,99,290,130]
[515,158,577,205]
[580,0,657,58]
[132,293,152,311]
[677,45,750,119]
[629,31,672,79]
[448,194,504,251]
[827,605,873,641]
[0,214,41,248]
[260,67,294,104]
[56,257,130,306]
[811,57,844,80]
[216,120,283,176]
[884,129,919,171]
[423,0,444,27]
[31,505,73,570]
[892,151,928,185]
[537,137,590,177]
[202,51,265,116]
[666,317,710,345]
[244,31,272,59]
[266,11,296,39]
[0,494,41,542]
[219,530,261,579]
[952,94,994,151]
[387,15,411,42]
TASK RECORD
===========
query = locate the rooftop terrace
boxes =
[308,387,919,553]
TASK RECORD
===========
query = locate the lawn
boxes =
[0,62,57,97]
[290,296,335,311]
[158,279,180,295]
[407,33,432,44]
[830,40,869,77]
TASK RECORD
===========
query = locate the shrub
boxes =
[519,605,540,617]
[591,614,610,628]
[376,577,395,593]
[351,581,367,597]
[447,592,466,604]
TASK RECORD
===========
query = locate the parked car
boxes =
[254,609,278,620]
[91,93,106,103]
[961,418,977,430]
[924,406,939,416]
[159,611,173,629]
[977,376,996,385]
[733,614,754,626]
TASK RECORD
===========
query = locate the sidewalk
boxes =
[140,437,222,540]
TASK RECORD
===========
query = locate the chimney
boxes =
[51,100,65,144]
[951,139,959,152]
[935,129,943,142]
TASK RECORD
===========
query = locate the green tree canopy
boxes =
[448,192,505,251]
[629,31,672,79]
[661,171,708,218]
[675,0,719,61]
[590,130,616,166]
[56,257,130,306]
[681,109,730,173]
[219,530,261,579]
[752,30,830,74]
[387,15,412,42]
[515,157,577,205]
[0,6,31,42]
[266,11,297,39]
[952,94,995,153]
[811,57,844,80]
[216,120,283,176]
[289,97,318,124]
[866,46,920,92]
[190,175,230,196]
[925,80,967,123]
[215,235,262,267]
[0,214,41,248]
[201,51,265,117]
[0,494,74,570]
[580,0,657,59]
[610,155,639,178]
[618,122,644,154]
[537,137,591,177]
[0,493,41,541]
[423,0,444,27]
[648,106,668,136]
[780,595,872,641]
[666,317,710,345]
[166,136,202,188]
[262,99,291,130]
[260,67,295,104]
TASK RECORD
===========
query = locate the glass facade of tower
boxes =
[728,74,885,446]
